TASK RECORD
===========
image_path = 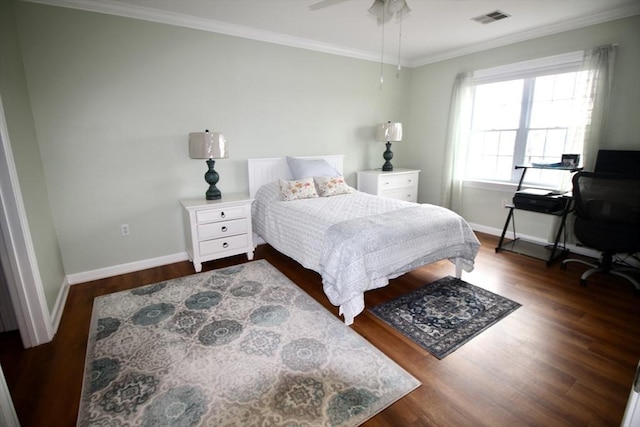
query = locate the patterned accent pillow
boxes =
[314,176,355,197]
[278,177,319,201]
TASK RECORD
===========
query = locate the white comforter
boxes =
[252,182,480,324]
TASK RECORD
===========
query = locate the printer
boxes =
[512,188,567,213]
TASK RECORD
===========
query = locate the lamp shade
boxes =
[189,130,228,159]
[376,122,403,142]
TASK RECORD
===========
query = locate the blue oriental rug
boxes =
[370,276,521,359]
[78,260,420,426]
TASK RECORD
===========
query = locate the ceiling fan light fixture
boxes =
[398,3,411,19]
[386,0,405,15]
[368,0,411,24]
[368,0,386,23]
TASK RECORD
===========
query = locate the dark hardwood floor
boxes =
[1,232,639,426]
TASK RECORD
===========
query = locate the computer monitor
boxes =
[594,149,640,177]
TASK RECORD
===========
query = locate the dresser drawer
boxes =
[198,218,248,241]
[199,234,250,257]
[196,205,248,224]
[379,173,418,190]
[380,188,417,203]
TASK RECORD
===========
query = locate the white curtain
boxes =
[441,72,473,213]
[441,46,616,214]
[577,44,617,172]
[564,44,617,244]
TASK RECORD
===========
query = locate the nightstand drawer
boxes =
[380,188,417,203]
[196,205,248,224]
[181,194,255,272]
[198,218,248,241]
[200,234,250,257]
[357,169,420,202]
[379,173,418,189]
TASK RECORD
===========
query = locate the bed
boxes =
[248,155,481,325]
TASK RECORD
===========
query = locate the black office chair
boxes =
[561,171,640,292]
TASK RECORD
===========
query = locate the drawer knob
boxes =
[222,242,229,248]
[221,226,228,232]
[220,211,226,218]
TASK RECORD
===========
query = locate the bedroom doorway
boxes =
[0,232,18,333]
[0,94,52,348]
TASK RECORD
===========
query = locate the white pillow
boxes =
[278,177,319,201]
[286,156,340,180]
[314,176,355,197]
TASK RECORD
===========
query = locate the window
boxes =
[464,52,589,188]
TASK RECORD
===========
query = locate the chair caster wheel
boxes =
[580,279,588,287]
[560,263,567,270]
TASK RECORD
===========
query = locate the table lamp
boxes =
[376,121,403,171]
[189,130,228,200]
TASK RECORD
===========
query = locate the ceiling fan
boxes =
[310,0,412,86]
[309,0,411,24]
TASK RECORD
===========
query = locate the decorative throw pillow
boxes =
[286,156,339,180]
[314,176,355,197]
[278,177,319,201]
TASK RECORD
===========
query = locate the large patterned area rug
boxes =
[370,276,521,359]
[78,260,420,426]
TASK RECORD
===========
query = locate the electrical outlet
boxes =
[120,224,130,236]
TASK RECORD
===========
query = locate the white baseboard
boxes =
[66,252,190,285]
[467,222,601,259]
[51,277,69,334]
[64,226,603,287]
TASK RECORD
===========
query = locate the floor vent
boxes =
[472,10,511,24]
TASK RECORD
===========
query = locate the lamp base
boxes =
[382,141,394,171]
[204,159,221,200]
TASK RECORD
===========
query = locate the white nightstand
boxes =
[180,193,254,272]
[357,168,421,202]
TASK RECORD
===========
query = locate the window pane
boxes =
[495,156,513,180]
[464,67,586,186]
[498,131,515,155]
[524,128,569,166]
[527,130,546,158]
[530,72,578,128]
[467,130,516,180]
[472,80,523,130]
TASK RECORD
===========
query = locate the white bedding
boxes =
[252,182,480,324]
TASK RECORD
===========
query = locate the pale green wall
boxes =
[0,1,65,313]
[12,1,410,275]
[405,15,640,237]
[7,0,640,280]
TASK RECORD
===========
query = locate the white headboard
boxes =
[247,155,344,198]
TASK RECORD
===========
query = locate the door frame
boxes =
[0,94,52,348]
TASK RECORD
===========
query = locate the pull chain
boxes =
[379,6,385,89]
[396,8,403,77]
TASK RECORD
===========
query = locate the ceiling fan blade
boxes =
[309,0,350,11]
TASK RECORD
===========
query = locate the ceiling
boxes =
[28,0,640,67]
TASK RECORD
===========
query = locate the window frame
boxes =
[464,51,585,189]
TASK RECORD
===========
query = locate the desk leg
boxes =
[496,207,514,252]
[547,200,571,265]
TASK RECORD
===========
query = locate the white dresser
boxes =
[357,168,420,203]
[180,194,254,272]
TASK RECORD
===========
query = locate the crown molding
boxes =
[23,0,640,69]
[22,0,397,64]
[409,3,640,67]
